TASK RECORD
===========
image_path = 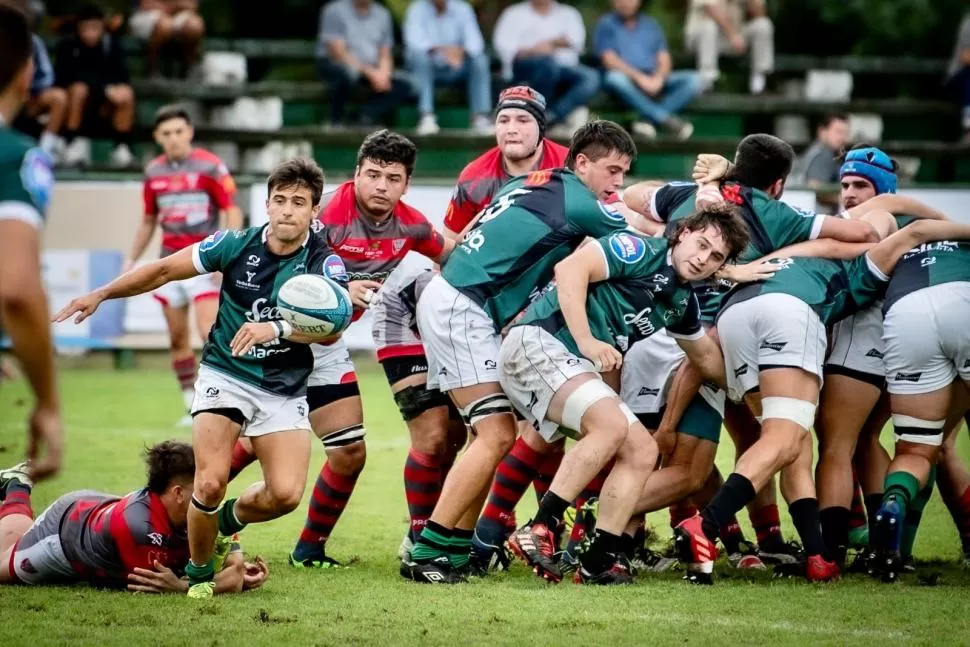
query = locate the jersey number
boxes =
[476,188,531,226]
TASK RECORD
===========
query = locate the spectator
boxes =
[790,112,850,190]
[404,0,492,136]
[20,34,68,161]
[316,0,412,127]
[54,3,135,167]
[129,0,205,79]
[684,0,773,94]
[946,12,970,141]
[594,0,699,140]
[493,0,599,135]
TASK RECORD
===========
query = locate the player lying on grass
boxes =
[53,157,348,599]
[504,204,749,585]
[0,441,268,594]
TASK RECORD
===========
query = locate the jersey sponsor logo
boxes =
[463,229,485,252]
[638,387,659,396]
[20,148,55,213]
[759,340,787,352]
[324,254,349,281]
[650,273,670,293]
[236,270,260,290]
[199,230,227,251]
[247,255,261,267]
[865,348,884,359]
[733,365,748,377]
[339,243,366,254]
[524,170,552,186]
[598,201,624,221]
[246,297,280,323]
[147,532,164,546]
[623,306,656,338]
[608,233,647,264]
[204,387,220,398]
[894,371,922,383]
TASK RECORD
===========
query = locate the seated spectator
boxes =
[54,3,135,167]
[19,33,67,160]
[684,0,773,94]
[946,12,970,141]
[129,0,205,79]
[790,112,850,190]
[493,0,599,135]
[594,0,699,140]
[404,0,492,136]
[316,0,412,127]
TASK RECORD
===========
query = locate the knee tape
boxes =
[322,424,366,449]
[619,403,638,428]
[191,494,220,515]
[393,385,450,421]
[892,414,945,446]
[460,393,514,427]
[561,379,618,433]
[760,397,816,430]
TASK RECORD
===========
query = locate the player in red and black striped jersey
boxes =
[125,105,242,426]
[0,441,267,594]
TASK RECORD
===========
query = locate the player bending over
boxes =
[0,441,268,594]
[505,205,748,584]
[54,158,347,598]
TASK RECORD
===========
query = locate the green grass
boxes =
[2,359,970,646]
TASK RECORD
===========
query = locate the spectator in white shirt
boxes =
[493,0,600,133]
[404,0,492,136]
[684,0,773,94]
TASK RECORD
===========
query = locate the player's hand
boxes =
[242,556,269,591]
[577,337,622,373]
[127,561,184,593]
[349,280,383,309]
[26,405,62,482]
[716,258,777,284]
[230,322,278,357]
[692,154,732,184]
[653,424,677,457]
[52,291,105,324]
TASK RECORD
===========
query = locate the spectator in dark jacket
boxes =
[55,3,135,167]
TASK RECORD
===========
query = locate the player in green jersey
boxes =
[402,121,638,584]
[54,158,349,598]
[503,205,749,584]
[675,211,970,585]
[0,4,61,483]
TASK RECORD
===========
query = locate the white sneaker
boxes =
[38,132,65,163]
[749,73,766,95]
[415,114,440,136]
[62,137,91,167]
[110,143,134,168]
[0,461,33,492]
[470,115,494,135]
[631,121,658,139]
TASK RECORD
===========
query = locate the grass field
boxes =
[2,357,970,646]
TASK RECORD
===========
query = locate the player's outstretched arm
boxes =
[867,219,970,277]
[53,246,201,324]
[124,214,157,272]
[676,333,727,391]
[127,554,247,595]
[844,193,948,222]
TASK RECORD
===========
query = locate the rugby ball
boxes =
[277,274,353,337]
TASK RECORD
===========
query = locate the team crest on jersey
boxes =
[608,233,647,264]
[392,238,406,253]
[199,230,227,251]
[598,201,624,221]
[323,254,349,281]
[20,148,55,213]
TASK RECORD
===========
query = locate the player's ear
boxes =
[311,202,322,218]
[402,174,411,195]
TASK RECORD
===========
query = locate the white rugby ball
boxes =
[277,274,353,336]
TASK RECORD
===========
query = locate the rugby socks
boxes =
[294,462,359,558]
[719,517,745,555]
[0,481,32,520]
[819,506,850,565]
[533,447,564,503]
[481,437,542,530]
[751,503,784,550]
[669,500,699,530]
[217,498,247,536]
[403,449,442,542]
[448,528,473,569]
[956,486,970,538]
[412,521,452,562]
[534,491,571,531]
[700,474,756,542]
[884,471,921,509]
[581,529,623,574]
[849,483,868,531]
[901,466,936,559]
[788,498,826,558]
[228,441,256,481]
[185,559,215,586]
[173,356,197,412]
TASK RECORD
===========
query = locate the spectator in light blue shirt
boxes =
[594,0,702,140]
[404,0,492,135]
[17,34,68,160]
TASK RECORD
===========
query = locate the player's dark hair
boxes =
[668,202,750,263]
[267,157,325,206]
[818,111,849,129]
[75,1,104,22]
[145,440,195,494]
[356,129,418,177]
[154,104,193,129]
[566,120,637,170]
[0,3,32,94]
[726,134,795,191]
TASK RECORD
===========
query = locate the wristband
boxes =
[279,320,294,339]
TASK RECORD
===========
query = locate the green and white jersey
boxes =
[0,124,54,230]
[191,225,349,396]
[884,240,970,314]
[517,233,703,356]
[651,181,826,321]
[721,254,888,326]
[441,169,630,330]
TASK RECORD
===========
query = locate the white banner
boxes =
[43,251,91,339]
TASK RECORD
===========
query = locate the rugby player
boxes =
[676,212,970,584]
[0,441,268,594]
[54,157,348,598]
[401,121,637,584]
[0,3,61,482]
[505,205,749,584]
[126,104,242,426]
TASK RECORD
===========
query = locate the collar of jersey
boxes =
[261,224,310,252]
